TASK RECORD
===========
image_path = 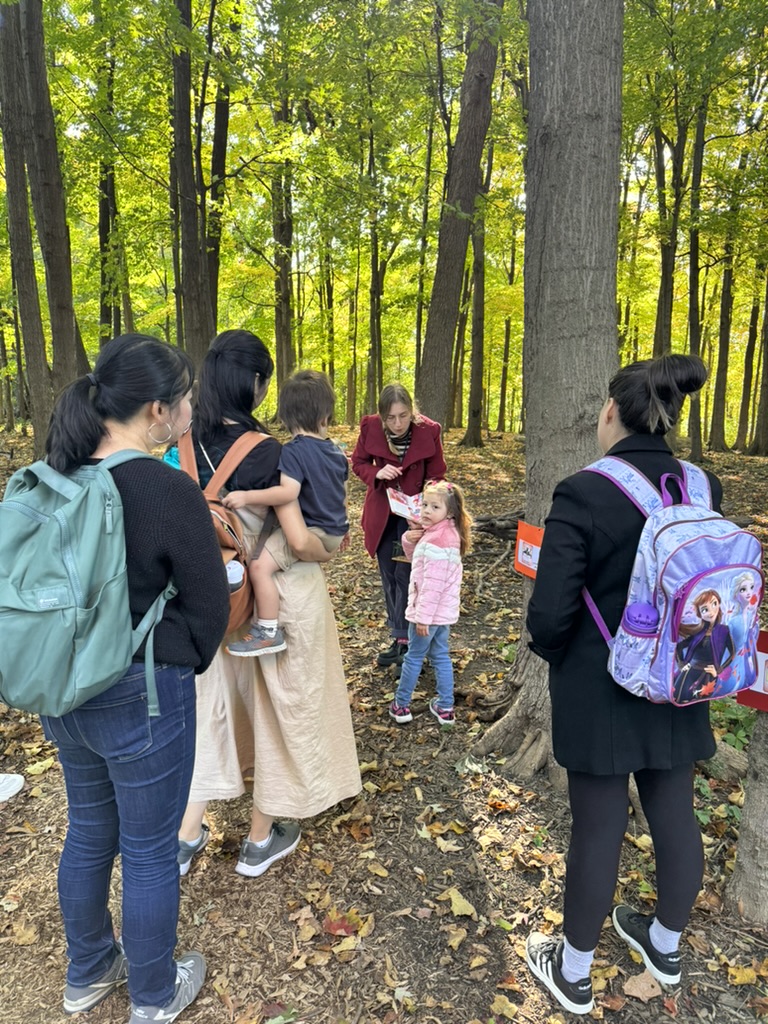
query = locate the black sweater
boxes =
[108,458,229,673]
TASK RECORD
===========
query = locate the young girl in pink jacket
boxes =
[389,479,471,726]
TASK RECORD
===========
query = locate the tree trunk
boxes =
[19,0,89,385]
[460,193,485,447]
[473,0,623,782]
[687,99,708,462]
[727,712,768,926]
[417,0,503,426]
[748,270,768,456]
[0,0,53,451]
[708,245,735,451]
[414,109,435,389]
[271,159,295,386]
[733,269,761,451]
[173,0,215,366]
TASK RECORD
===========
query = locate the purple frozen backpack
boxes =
[582,457,763,706]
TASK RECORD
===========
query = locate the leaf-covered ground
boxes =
[1,427,768,1024]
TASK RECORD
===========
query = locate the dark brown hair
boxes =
[279,370,336,433]
[609,354,707,435]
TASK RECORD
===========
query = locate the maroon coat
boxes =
[351,414,446,557]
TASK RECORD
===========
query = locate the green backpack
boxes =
[0,450,176,718]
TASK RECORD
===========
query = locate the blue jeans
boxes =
[41,662,196,1008]
[394,623,454,709]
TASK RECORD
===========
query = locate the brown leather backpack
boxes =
[178,429,268,636]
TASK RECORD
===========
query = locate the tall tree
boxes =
[474,0,623,775]
[172,0,215,365]
[0,0,53,450]
[19,0,89,385]
[417,0,503,426]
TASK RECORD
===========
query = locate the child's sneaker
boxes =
[128,951,206,1023]
[526,933,594,1015]
[227,625,287,657]
[389,701,413,724]
[429,697,455,725]
[178,823,209,878]
[63,946,128,1014]
[612,904,682,986]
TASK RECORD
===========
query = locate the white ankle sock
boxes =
[649,918,681,954]
[182,831,204,850]
[561,938,595,983]
[248,833,271,849]
[257,619,278,636]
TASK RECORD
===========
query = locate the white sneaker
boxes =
[128,952,206,1023]
[0,773,24,802]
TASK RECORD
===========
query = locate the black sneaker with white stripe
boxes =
[525,933,594,1015]
[612,904,682,986]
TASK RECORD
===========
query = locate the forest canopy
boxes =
[0,0,767,446]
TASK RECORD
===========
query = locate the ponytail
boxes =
[45,334,195,473]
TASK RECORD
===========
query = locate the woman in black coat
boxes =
[524,355,720,1016]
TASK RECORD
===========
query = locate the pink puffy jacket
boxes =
[402,518,463,626]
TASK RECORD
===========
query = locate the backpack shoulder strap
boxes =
[205,431,270,497]
[583,456,663,518]
[678,460,713,509]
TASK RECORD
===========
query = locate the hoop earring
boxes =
[148,422,173,445]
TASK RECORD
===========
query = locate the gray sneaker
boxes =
[128,951,206,1023]
[226,624,287,657]
[235,821,301,877]
[178,823,209,878]
[63,947,128,1014]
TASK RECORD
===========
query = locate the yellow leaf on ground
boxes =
[367,861,389,877]
[489,993,517,1019]
[542,907,563,926]
[436,886,478,919]
[470,955,488,969]
[12,917,38,946]
[446,926,467,950]
[728,964,757,986]
[26,757,54,776]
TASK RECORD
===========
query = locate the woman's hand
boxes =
[376,464,402,481]
[416,623,429,637]
[404,527,424,545]
[222,490,248,510]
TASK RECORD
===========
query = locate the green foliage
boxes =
[709,697,757,752]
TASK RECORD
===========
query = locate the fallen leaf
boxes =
[12,916,38,945]
[26,757,54,776]
[435,835,463,853]
[599,993,626,1010]
[728,964,757,986]
[436,886,478,919]
[470,955,488,969]
[663,994,678,1016]
[543,907,563,926]
[496,972,522,992]
[446,926,467,950]
[489,992,518,1019]
[623,970,662,1003]
[367,861,389,877]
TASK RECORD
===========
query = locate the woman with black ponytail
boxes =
[42,334,229,1024]
[524,355,722,1015]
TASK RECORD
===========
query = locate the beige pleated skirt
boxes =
[188,550,361,819]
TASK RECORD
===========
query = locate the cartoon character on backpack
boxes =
[726,570,762,692]
[673,590,735,704]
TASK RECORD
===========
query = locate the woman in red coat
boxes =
[351,384,446,667]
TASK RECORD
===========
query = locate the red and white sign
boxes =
[736,629,768,712]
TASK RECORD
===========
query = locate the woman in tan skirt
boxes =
[176,330,361,878]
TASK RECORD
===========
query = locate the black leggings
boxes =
[564,765,704,951]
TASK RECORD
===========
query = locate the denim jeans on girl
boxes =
[41,662,196,1009]
[394,623,454,709]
